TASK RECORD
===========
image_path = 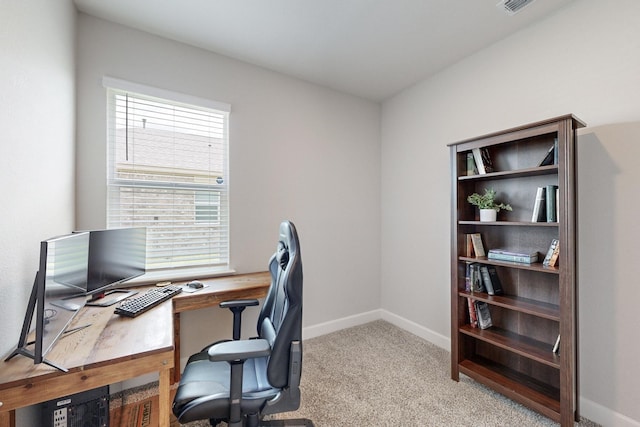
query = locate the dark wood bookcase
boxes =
[448,115,585,425]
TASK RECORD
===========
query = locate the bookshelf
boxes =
[448,115,585,425]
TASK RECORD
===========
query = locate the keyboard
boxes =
[114,285,183,317]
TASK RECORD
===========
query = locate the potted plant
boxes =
[467,188,512,222]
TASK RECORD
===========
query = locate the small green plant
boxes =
[467,188,512,212]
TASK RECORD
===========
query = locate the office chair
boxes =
[172,221,314,427]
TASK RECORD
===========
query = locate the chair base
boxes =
[260,419,314,426]
[209,418,314,427]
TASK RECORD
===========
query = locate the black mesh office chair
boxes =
[172,221,313,427]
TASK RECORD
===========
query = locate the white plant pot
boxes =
[480,209,497,222]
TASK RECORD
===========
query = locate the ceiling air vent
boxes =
[496,0,537,16]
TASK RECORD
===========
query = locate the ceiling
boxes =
[74,0,575,101]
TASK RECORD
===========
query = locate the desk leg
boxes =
[0,410,15,427]
[173,312,181,384]
[159,367,171,427]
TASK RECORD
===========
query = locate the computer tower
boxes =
[40,385,109,427]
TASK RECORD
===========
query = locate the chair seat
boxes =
[173,351,280,423]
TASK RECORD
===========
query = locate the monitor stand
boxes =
[85,289,138,307]
[5,272,69,372]
[5,347,68,373]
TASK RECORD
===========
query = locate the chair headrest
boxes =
[276,241,289,270]
[275,221,299,271]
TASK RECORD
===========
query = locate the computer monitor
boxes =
[38,232,90,363]
[85,227,146,306]
[5,232,89,371]
[6,228,146,370]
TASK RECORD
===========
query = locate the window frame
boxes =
[103,77,232,278]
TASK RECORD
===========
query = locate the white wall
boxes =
[75,14,381,359]
[0,0,76,358]
[380,0,640,425]
[1,2,76,424]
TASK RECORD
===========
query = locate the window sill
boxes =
[123,266,237,287]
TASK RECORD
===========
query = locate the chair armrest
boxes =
[208,338,271,362]
[208,338,270,427]
[219,299,259,309]
[220,299,260,340]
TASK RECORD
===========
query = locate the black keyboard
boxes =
[114,285,182,317]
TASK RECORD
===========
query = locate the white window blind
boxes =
[105,79,230,271]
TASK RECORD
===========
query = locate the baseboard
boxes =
[580,396,640,427]
[379,310,451,350]
[302,309,383,340]
[302,309,451,351]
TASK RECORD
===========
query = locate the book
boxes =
[471,147,494,174]
[480,148,494,173]
[464,234,475,257]
[538,143,555,166]
[466,152,478,176]
[552,334,560,354]
[470,233,485,257]
[486,265,504,295]
[545,185,558,222]
[467,297,478,328]
[475,301,492,329]
[479,265,495,295]
[531,187,546,222]
[465,263,473,292]
[487,249,539,264]
[542,239,560,267]
[471,263,485,293]
[464,263,477,328]
[538,138,558,166]
[556,188,560,226]
[471,148,485,174]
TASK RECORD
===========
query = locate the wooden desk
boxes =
[0,271,270,426]
[0,297,174,427]
[171,271,271,382]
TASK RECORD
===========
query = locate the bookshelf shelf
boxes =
[460,325,560,369]
[459,325,560,368]
[458,256,559,274]
[458,164,558,181]
[458,220,558,227]
[458,290,560,321]
[449,115,584,426]
[459,358,561,422]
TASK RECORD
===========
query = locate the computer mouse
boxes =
[187,280,204,289]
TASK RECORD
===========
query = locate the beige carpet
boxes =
[127,320,601,426]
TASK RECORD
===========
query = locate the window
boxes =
[104,78,230,272]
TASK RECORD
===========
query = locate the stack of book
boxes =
[464,262,503,330]
[531,185,559,222]
[466,262,504,295]
[464,263,478,328]
[487,249,538,264]
[479,264,503,295]
[467,147,494,175]
[463,233,486,257]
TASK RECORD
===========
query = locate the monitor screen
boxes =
[86,227,146,295]
[36,232,90,363]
